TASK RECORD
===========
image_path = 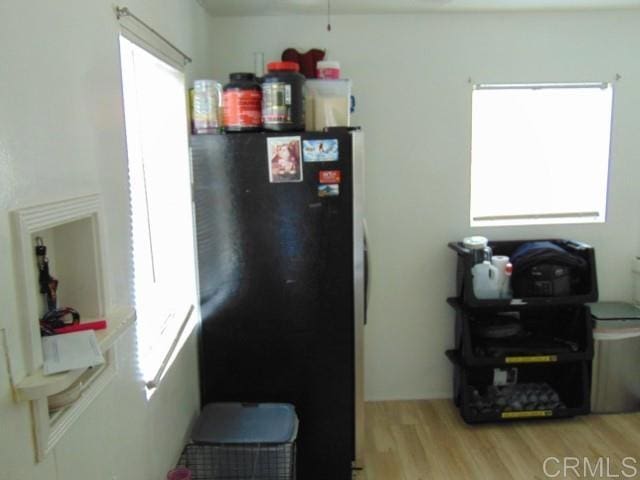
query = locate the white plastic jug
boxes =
[472,261,501,299]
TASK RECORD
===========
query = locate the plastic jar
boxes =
[192,80,222,134]
[166,467,191,480]
[261,61,305,131]
[223,73,262,132]
[463,236,492,265]
[316,60,341,79]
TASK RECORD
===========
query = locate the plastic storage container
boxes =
[448,303,594,367]
[446,237,596,425]
[178,403,298,480]
[262,62,305,131]
[193,80,222,134]
[448,239,598,308]
[305,79,351,131]
[589,302,640,413]
[449,353,591,424]
[223,73,262,132]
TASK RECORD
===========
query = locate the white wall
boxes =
[0,1,214,479]
[206,11,640,401]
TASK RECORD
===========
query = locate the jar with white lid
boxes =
[462,236,493,266]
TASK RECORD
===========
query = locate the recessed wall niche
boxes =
[33,217,103,322]
[10,193,135,461]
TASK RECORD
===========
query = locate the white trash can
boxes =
[589,302,640,413]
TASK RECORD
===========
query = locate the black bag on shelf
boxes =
[510,241,588,297]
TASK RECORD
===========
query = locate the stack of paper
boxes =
[42,330,105,375]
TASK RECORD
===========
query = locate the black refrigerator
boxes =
[191,130,366,480]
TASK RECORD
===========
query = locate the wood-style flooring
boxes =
[355,400,640,480]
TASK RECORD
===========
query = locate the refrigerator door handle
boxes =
[363,219,370,325]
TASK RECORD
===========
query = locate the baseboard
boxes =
[364,392,452,402]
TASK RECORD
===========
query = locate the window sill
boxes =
[141,303,196,393]
[15,306,135,401]
[471,214,605,228]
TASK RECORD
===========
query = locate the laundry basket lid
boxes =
[191,403,298,444]
[589,301,640,320]
[588,302,640,330]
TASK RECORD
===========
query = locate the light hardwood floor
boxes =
[355,400,640,480]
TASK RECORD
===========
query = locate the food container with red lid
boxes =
[316,60,341,79]
[261,61,305,131]
[223,72,262,132]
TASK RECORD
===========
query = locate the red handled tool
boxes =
[53,320,107,334]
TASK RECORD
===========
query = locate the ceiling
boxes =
[198,0,640,16]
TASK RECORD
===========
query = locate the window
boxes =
[119,35,197,391]
[470,83,613,227]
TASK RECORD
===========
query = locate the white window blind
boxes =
[470,83,613,227]
[119,34,197,391]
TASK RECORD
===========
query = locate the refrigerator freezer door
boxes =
[351,130,366,470]
[192,131,357,480]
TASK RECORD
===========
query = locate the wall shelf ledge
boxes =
[15,306,135,402]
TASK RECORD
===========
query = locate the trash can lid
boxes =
[191,403,298,445]
[588,302,640,329]
[588,301,640,319]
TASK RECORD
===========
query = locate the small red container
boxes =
[166,467,191,480]
[316,60,340,79]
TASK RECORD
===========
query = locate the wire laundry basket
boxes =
[176,403,298,480]
[178,442,296,480]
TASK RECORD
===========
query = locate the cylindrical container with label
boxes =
[491,255,513,299]
[192,79,222,134]
[316,60,341,79]
[223,73,262,132]
[262,61,305,131]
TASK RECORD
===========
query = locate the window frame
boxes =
[469,81,614,228]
